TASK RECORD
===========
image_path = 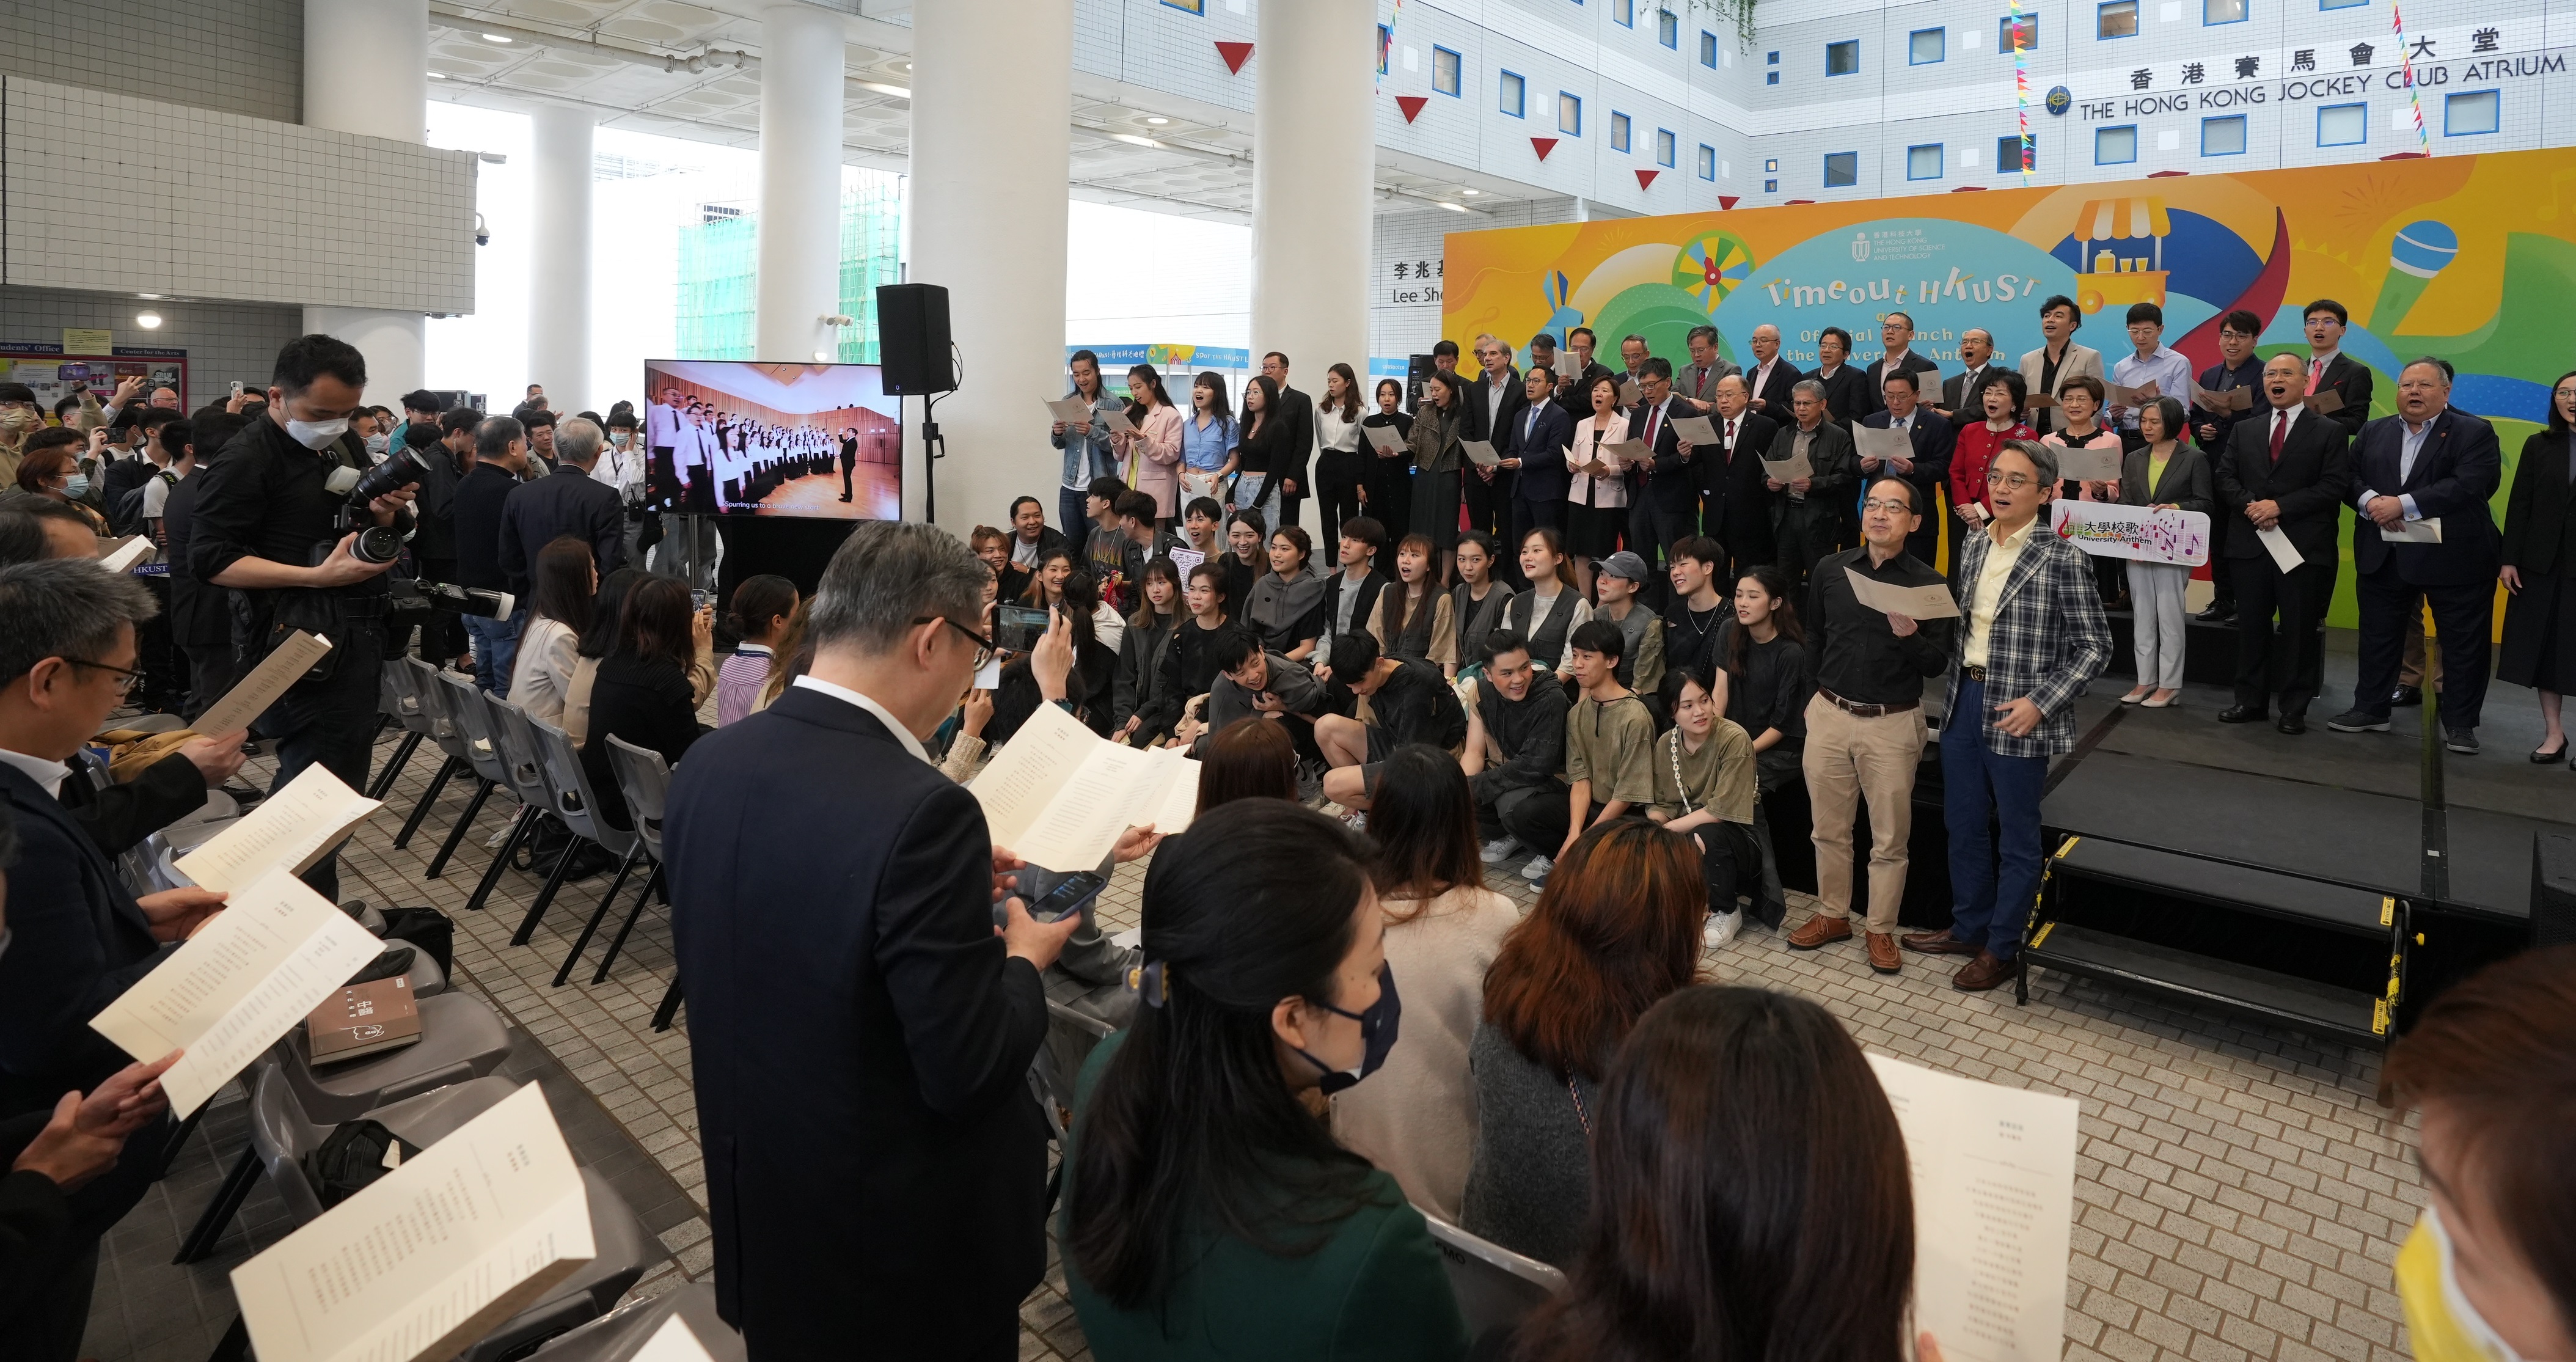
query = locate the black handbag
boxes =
[303,1120,423,1209]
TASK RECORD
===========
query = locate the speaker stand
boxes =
[918,392,948,525]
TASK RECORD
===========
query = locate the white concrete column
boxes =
[304,0,430,399]
[528,104,595,413]
[755,4,846,364]
[908,0,1074,529]
[1253,0,1374,422]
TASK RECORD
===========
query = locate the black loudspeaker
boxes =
[877,283,955,395]
[2533,832,2576,947]
[1405,353,1437,414]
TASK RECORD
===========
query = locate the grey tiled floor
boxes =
[90,689,2427,1362]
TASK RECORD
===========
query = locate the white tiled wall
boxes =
[0,284,304,406]
[1,0,304,124]
[1,77,476,313]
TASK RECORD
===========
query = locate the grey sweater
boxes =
[1458,1022,1598,1269]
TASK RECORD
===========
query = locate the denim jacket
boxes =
[1052,391,1124,489]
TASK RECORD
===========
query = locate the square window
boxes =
[1765,178,1779,192]
[1766,71,1780,84]
[1765,158,1779,172]
[1826,38,1861,74]
[2098,1,2139,37]
[1698,144,1717,178]
[1614,0,1634,24]
[1823,151,1859,186]
[1611,112,1632,151]
[2201,113,2247,154]
[1499,70,1526,117]
[2000,15,2039,49]
[1659,10,1679,46]
[2204,0,2247,21]
[1432,45,1460,95]
[1766,50,1780,64]
[2320,0,2365,9]
[2318,101,2367,145]
[1700,31,1719,66]
[2096,124,2138,163]
[1160,0,1204,12]
[2445,89,2499,135]
[1377,24,1390,75]
[1559,92,1583,136]
[1907,143,1944,179]
[1656,128,1677,166]
[1997,134,2034,171]
[1910,27,1946,63]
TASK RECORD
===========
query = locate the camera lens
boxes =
[349,444,429,505]
[353,525,406,565]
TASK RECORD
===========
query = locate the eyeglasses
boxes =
[1861,497,1916,514]
[914,616,995,669]
[64,658,145,695]
[1986,470,2038,490]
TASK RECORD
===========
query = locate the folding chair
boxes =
[1421,1215,1568,1341]
[524,1281,744,1362]
[503,710,638,949]
[391,657,473,850]
[465,688,557,915]
[553,735,670,987]
[368,659,432,800]
[424,670,513,879]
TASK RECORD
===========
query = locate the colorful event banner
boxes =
[1442,147,2576,624]
[2052,502,2212,567]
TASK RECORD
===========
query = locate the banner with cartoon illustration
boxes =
[2052,502,2212,567]
[1442,147,2576,626]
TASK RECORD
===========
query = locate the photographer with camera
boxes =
[188,334,415,900]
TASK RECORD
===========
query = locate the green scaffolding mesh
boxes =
[674,173,903,362]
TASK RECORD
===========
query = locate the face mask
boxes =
[611,432,632,447]
[60,474,90,499]
[365,433,390,455]
[2397,1207,2528,1362]
[286,417,349,450]
[0,408,33,432]
[1293,962,1402,1096]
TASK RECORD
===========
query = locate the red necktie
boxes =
[2307,359,2324,395]
[1724,419,1736,458]
[2269,411,2288,464]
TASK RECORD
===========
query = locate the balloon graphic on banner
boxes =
[2369,219,2459,335]
[1672,230,1755,311]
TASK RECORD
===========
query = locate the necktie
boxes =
[2307,358,2325,395]
[1725,419,1736,458]
[2270,411,2288,464]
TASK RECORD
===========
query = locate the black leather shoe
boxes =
[2217,704,2267,724]
[2277,713,2308,735]
[2390,684,2423,708]
[2195,604,2235,623]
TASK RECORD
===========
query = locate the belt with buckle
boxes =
[1963,665,1988,681]
[1819,687,1919,719]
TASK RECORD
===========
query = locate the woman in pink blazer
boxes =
[1114,363,1187,522]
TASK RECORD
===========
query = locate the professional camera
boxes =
[389,577,516,621]
[320,443,432,565]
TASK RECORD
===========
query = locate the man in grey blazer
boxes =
[2017,294,2104,439]
[1673,324,1741,413]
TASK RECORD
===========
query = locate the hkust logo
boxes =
[1763,266,2044,309]
[1851,232,1871,263]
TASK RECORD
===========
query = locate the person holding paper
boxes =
[1052,351,1122,538]
[1808,327,1873,428]
[1685,375,1779,577]
[2497,374,2576,765]
[2108,302,2194,434]
[1765,381,1858,588]
[1360,378,1416,535]
[2044,375,2132,607]
[2217,354,2354,733]
[1407,370,1469,579]
[1106,365,1184,525]
[2117,398,2216,707]
[1231,375,1292,529]
[1259,351,1317,529]
[1311,365,1369,540]
[1910,443,2111,990]
[1742,323,1802,420]
[1674,323,1740,414]
[1862,312,1941,414]
[1550,326,1617,426]
[1565,374,1633,571]
[2327,359,2503,750]
[1625,358,1699,563]
[2191,311,2269,624]
[1505,368,1573,561]
[1857,369,1954,568]
[2300,300,2374,441]
[1947,370,2035,569]
[1933,327,2000,428]
[1461,339,1528,543]
[2015,294,2102,439]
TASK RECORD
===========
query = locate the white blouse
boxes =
[1565,414,1631,508]
[1315,404,1366,455]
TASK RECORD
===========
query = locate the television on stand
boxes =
[639,359,901,522]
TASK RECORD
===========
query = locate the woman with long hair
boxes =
[1194,714,1300,812]
[1061,802,1468,1361]
[1503,986,1916,1362]
[755,594,812,714]
[1372,532,1459,678]
[1163,565,1237,747]
[2118,397,2214,708]
[565,568,641,746]
[1313,362,1369,536]
[1361,377,1416,533]
[1113,364,1184,525]
[1231,374,1289,527]
[1462,818,1706,1267]
[505,535,596,727]
[715,574,799,727]
[1221,507,1266,623]
[1019,545,1077,610]
[1408,368,1468,584]
[1330,747,1518,1223]
[1716,565,1809,929]
[1501,527,1593,687]
[1564,372,1630,590]
[1244,525,1326,661]
[1111,557,1184,746]
[2498,371,2576,765]
[1447,530,1515,682]
[1180,372,1238,508]
[579,576,709,830]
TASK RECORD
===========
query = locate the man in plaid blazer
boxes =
[1905,440,2112,990]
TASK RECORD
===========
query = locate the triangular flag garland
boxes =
[1215,41,1253,75]
[2390,2,2432,155]
[2009,0,2032,185]
[1396,95,1428,123]
[1635,168,1660,189]
[1531,137,1558,161]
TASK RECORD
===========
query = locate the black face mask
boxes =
[1293,963,1401,1096]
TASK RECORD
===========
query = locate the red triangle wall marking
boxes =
[1634,168,1659,189]
[1531,137,1558,161]
[1215,41,1253,73]
[1396,95,1428,122]
[1718,196,1740,209]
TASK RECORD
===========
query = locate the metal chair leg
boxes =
[423,777,496,879]
[652,976,684,1032]
[593,862,665,984]
[173,1143,262,1264]
[510,832,580,946]
[391,755,463,850]
[552,843,642,987]
[367,729,423,800]
[463,804,533,914]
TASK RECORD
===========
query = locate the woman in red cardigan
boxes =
[1947,369,2034,565]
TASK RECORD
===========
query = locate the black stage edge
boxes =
[711,515,863,601]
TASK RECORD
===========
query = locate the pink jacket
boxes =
[1119,404,1185,517]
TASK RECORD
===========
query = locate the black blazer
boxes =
[2309,353,2374,439]
[1273,384,1317,496]
[1504,400,1575,503]
[664,688,1050,1357]
[1810,366,1874,428]
[1940,362,2008,428]
[2118,442,2216,516]
[500,464,627,591]
[1856,409,1954,514]
[2216,406,2352,563]
[1700,411,1780,565]
[56,753,207,859]
[1764,420,1858,531]
[1460,368,1529,449]
[0,764,166,1119]
[2501,430,2576,578]
[2346,409,2502,585]
[578,653,702,831]
[1743,360,1804,423]
[1861,353,1942,419]
[1626,398,1699,513]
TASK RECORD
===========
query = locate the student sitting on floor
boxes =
[1647,664,1764,951]
[1315,629,1468,815]
[1532,620,1656,888]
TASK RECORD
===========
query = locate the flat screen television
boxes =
[640,359,901,522]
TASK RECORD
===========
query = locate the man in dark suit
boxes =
[666,523,1124,1361]
[1857,369,1955,566]
[1742,323,1802,423]
[1936,328,2002,429]
[1551,326,1617,425]
[1505,367,1573,563]
[1683,373,1779,576]
[1262,351,1315,529]
[499,415,626,592]
[2299,299,2374,441]
[1809,328,1875,428]
[2324,359,2503,750]
[1460,335,1528,541]
[1862,312,1943,414]
[2191,310,2269,623]
[2217,354,2354,733]
[1768,380,1860,587]
[838,427,860,503]
[1625,358,1697,564]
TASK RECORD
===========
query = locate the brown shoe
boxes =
[1952,951,2023,992]
[1786,915,1853,950]
[1866,932,1901,974]
[1901,928,1978,956]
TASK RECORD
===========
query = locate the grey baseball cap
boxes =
[1598,551,1651,583]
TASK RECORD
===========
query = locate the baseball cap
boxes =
[1598,551,1651,583]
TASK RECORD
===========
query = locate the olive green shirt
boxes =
[1564,691,1656,808]
[1647,718,1758,826]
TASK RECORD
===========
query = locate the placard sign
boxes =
[2051,501,2211,566]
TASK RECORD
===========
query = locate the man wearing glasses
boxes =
[1906,442,2111,990]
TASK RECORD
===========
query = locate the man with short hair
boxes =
[2217,354,2353,733]
[1592,551,1666,698]
[2,503,95,563]
[1858,369,1955,565]
[1625,357,1699,563]
[1260,351,1317,528]
[455,417,530,693]
[646,384,685,511]
[2109,302,2193,437]
[500,415,627,588]
[1808,327,1871,428]
[1743,323,1801,420]
[1082,475,1130,595]
[1551,328,1615,423]
[519,405,558,472]
[522,382,549,412]
[2017,294,2103,438]
[1661,536,1732,679]
[1862,312,1941,412]
[1506,367,1574,557]
[1313,516,1389,674]
[1908,443,2110,990]
[392,387,447,456]
[1202,628,1344,767]
[1787,476,1955,975]
[1462,335,1526,541]
[1462,629,1572,874]
[1007,494,1066,572]
[2325,359,2501,752]
[1681,374,1778,576]
[664,522,1108,1360]
[1935,328,2000,428]
[1675,324,1740,413]
[2300,299,2373,439]
[1315,630,1467,811]
[2190,311,2267,623]
[1618,334,1651,383]
[1765,379,1858,587]
[1539,619,1655,886]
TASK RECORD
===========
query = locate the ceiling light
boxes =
[901,62,912,70]
[136,310,163,329]
[1460,188,1480,195]
[429,71,447,79]
[1437,201,1469,213]
[1110,133,1161,148]
[854,80,909,97]
[481,32,511,42]
[1146,116,1168,125]
[137,293,159,299]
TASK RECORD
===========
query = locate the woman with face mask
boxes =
[0,434,109,533]
[1061,800,1468,1362]
[2380,947,2576,1362]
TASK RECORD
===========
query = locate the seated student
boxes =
[1498,986,1917,1362]
[1328,747,1518,1223]
[1462,629,1573,881]
[1201,628,1344,769]
[579,576,710,830]
[1314,631,1468,813]
[1530,620,1656,887]
[563,568,715,747]
[1648,665,1763,950]
[1312,516,1389,674]
[715,573,799,728]
[1590,551,1666,708]
[1374,533,1459,677]
[1446,530,1515,680]
[1220,508,1267,621]
[1461,819,1705,1269]
[970,524,1030,602]
[1062,800,1469,1362]
[1111,490,1176,609]
[1195,716,1301,815]
[506,536,597,729]
[1177,495,1227,565]
[1503,528,1594,690]
[1083,475,1132,597]
[1110,557,1183,746]
[1243,525,1327,661]
[1659,535,1732,681]
[993,579,1113,741]
[1161,565,1236,745]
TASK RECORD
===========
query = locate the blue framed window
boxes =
[1659,9,1679,46]
[1766,49,1780,63]
[1909,27,1945,62]
[1656,128,1677,166]
[1997,134,2035,171]
[2445,89,2499,135]
[1432,45,1461,95]
[1611,111,1632,151]
[2320,0,2365,9]
[2205,0,2247,23]
[1765,178,1779,191]
[1499,70,1526,117]
[1700,31,1719,66]
[1559,91,1583,136]
[2201,114,2247,154]
[1765,158,1779,170]
[1906,143,1944,178]
[2096,123,2138,163]
[1376,24,1389,75]
[1698,144,1717,178]
[1826,38,1861,75]
[2317,101,2367,145]
[2098,1,2139,37]
[1160,0,1204,12]
[2000,14,2038,49]
[1823,151,1859,186]
[1767,71,1780,84]
[1614,0,1634,25]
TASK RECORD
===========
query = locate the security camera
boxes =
[821,313,855,328]
[474,213,491,246]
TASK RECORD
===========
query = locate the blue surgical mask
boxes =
[1293,962,1401,1095]
[60,473,90,499]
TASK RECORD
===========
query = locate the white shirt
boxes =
[791,676,929,764]
[140,463,183,519]
[2359,419,2435,520]
[647,401,677,448]
[0,745,71,799]
[1962,516,2038,669]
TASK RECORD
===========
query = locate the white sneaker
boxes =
[1519,854,1554,882]
[1480,836,1521,865]
[1703,910,1742,951]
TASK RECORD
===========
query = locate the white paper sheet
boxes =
[89,868,386,1116]
[969,703,1175,871]
[1166,546,1206,576]
[1364,422,1407,453]
[2301,389,2346,416]
[1845,566,1962,620]
[1099,406,1136,435]
[2255,524,2305,572]
[1595,439,1647,472]
[175,764,382,894]
[98,535,155,572]
[2107,381,2162,407]
[1760,450,1813,483]
[1854,424,1915,464]
[2379,516,2443,544]
[231,1083,596,1362]
[2052,446,2124,483]
[1868,1054,2079,1362]
[1616,378,1642,408]
[2190,383,2253,412]
[1044,395,1094,425]
[1460,438,1502,467]
[195,631,334,737]
[1669,414,1719,446]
